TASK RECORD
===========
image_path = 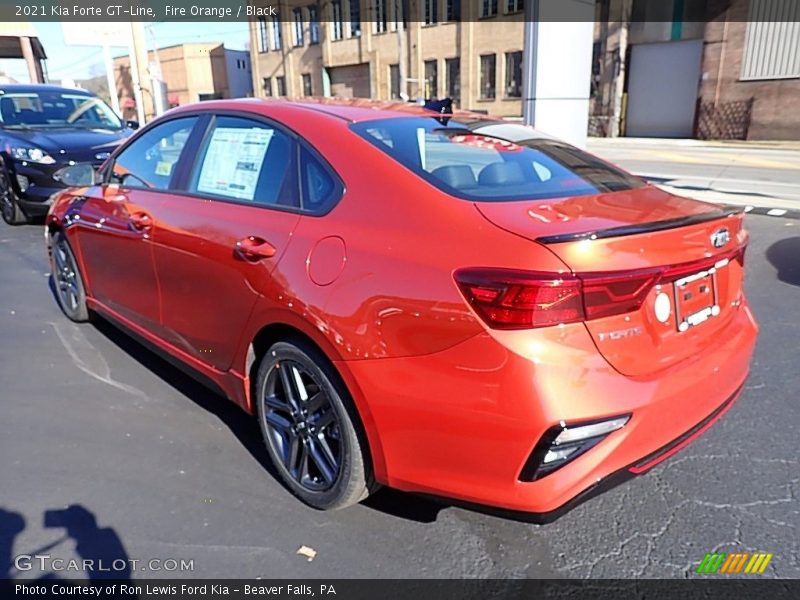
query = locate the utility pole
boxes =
[521,1,539,126]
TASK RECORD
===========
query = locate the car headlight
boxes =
[9,145,56,165]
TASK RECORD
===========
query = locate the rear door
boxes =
[147,114,301,371]
[75,116,200,332]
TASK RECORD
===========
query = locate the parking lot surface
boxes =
[1,213,798,579]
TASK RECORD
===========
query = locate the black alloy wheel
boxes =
[50,231,90,322]
[256,341,373,510]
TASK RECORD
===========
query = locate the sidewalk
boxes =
[588,136,800,152]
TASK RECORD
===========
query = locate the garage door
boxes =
[328,64,371,99]
[626,39,703,138]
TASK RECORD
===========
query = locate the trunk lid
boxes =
[475,186,748,376]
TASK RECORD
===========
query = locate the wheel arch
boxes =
[244,320,388,484]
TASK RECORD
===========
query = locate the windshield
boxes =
[351,117,645,202]
[0,91,123,130]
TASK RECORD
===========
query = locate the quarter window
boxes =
[189,116,298,208]
[110,117,198,190]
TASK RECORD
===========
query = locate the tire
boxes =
[50,231,90,322]
[256,340,373,510]
[0,162,29,225]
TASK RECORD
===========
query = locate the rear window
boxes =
[350,117,644,202]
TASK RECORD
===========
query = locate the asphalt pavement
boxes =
[1,213,798,579]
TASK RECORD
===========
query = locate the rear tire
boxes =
[256,340,372,510]
[0,162,28,225]
[50,231,90,322]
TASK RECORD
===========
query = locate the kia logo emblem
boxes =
[710,228,730,248]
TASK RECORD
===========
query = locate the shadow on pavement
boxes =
[1,504,135,592]
[91,317,443,524]
[766,237,800,287]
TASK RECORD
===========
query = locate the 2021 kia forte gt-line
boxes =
[45,99,757,519]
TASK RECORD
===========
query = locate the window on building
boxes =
[271,18,282,50]
[257,17,269,52]
[309,6,320,44]
[505,0,523,12]
[481,0,498,17]
[302,73,313,96]
[445,0,461,21]
[349,0,362,37]
[423,0,438,24]
[332,0,344,40]
[293,8,304,46]
[263,77,273,97]
[390,64,401,99]
[445,57,460,103]
[480,54,496,99]
[373,0,388,34]
[741,3,800,80]
[424,59,438,99]
[505,51,522,97]
[390,0,406,31]
[276,76,287,96]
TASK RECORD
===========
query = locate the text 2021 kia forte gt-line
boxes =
[46,99,757,519]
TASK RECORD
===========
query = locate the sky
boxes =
[1,22,250,83]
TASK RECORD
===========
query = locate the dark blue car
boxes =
[0,84,135,224]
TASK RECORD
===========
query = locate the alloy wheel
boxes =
[261,360,342,492]
[52,238,81,313]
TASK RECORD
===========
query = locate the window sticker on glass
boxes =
[197,127,274,201]
[155,161,173,177]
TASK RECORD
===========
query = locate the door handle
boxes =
[129,211,153,232]
[235,236,277,261]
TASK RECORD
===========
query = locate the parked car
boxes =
[46,99,757,519]
[0,84,135,225]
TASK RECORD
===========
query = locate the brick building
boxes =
[114,43,253,119]
[591,0,800,140]
[249,0,527,117]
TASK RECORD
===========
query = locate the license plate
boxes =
[673,265,722,332]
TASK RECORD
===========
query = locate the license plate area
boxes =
[673,267,721,332]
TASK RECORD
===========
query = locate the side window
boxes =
[188,116,298,208]
[300,146,340,213]
[110,117,197,190]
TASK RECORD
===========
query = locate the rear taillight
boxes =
[454,244,747,330]
[455,268,659,329]
[454,269,584,329]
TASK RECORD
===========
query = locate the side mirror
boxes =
[53,163,98,187]
[125,120,140,130]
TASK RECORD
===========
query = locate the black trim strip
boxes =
[536,205,743,244]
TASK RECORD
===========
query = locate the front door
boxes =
[75,116,200,332]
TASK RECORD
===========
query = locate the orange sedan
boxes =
[46,99,757,520]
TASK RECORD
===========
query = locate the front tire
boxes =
[256,340,372,510]
[50,231,90,322]
[0,162,28,225]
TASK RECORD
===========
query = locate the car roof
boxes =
[0,83,94,96]
[175,97,502,124]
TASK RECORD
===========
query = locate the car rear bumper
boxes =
[342,301,758,517]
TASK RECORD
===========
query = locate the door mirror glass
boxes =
[54,163,98,187]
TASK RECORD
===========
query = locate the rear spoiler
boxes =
[536,205,744,245]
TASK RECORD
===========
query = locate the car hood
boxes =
[5,127,131,156]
